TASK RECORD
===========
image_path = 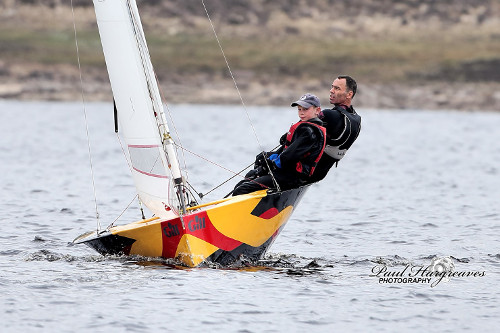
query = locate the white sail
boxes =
[92,0,184,218]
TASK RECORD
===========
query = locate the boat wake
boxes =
[23,248,328,273]
[22,245,481,281]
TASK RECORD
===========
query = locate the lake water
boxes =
[1,100,499,332]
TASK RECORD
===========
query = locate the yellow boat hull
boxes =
[74,186,309,267]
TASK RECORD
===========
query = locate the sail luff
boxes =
[124,0,184,183]
[125,0,188,213]
[92,0,186,218]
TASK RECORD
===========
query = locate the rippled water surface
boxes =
[1,101,499,332]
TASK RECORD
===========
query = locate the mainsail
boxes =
[93,0,185,218]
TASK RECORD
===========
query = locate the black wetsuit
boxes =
[309,105,361,183]
[233,117,325,196]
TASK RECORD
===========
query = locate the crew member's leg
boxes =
[232,174,274,196]
[232,168,260,192]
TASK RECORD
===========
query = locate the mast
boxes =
[92,0,188,216]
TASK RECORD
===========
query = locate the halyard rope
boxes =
[200,0,281,192]
[71,0,101,232]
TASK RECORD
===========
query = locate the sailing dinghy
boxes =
[73,0,311,267]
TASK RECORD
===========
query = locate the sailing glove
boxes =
[255,152,267,167]
[268,154,282,168]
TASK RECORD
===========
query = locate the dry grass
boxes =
[2,4,499,82]
[1,4,499,109]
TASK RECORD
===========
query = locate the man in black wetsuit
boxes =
[232,93,326,196]
[309,75,362,183]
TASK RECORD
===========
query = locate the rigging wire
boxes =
[201,144,281,198]
[173,142,248,181]
[105,193,139,230]
[154,74,191,187]
[203,161,255,198]
[172,143,271,197]
[71,0,101,231]
[200,0,281,192]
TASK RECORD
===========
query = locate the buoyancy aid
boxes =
[284,120,327,177]
[322,105,361,161]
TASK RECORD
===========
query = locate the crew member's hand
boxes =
[268,154,281,168]
[254,152,267,168]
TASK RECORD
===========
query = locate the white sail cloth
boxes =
[93,0,180,218]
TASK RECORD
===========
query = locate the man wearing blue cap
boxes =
[232,93,326,196]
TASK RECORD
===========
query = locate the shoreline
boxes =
[1,68,499,112]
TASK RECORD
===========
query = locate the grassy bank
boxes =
[3,26,499,81]
[1,3,500,110]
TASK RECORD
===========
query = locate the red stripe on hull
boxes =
[160,212,243,258]
[160,218,183,258]
[258,207,279,219]
[185,211,242,251]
